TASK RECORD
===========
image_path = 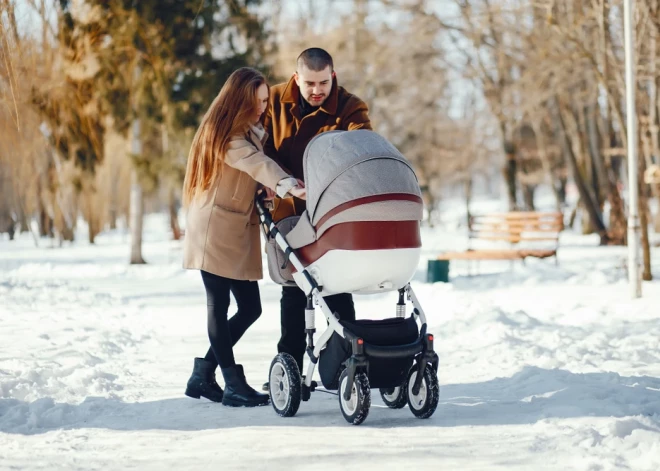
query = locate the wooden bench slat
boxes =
[471,227,564,235]
[470,235,559,242]
[472,211,563,219]
[518,249,557,259]
[471,222,564,230]
[437,248,557,261]
[437,250,524,260]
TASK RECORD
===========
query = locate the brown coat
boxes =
[263,76,372,186]
[183,127,289,280]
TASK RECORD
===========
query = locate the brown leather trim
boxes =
[295,220,421,267]
[315,193,423,230]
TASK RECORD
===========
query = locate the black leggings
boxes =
[277,285,356,372]
[200,271,262,369]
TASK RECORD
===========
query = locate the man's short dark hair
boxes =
[297,48,334,72]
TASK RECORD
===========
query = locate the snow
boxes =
[1,203,660,470]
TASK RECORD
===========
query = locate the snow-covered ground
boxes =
[1,202,660,470]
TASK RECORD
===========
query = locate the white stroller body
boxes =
[258,130,439,425]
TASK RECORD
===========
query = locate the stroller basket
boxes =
[318,316,419,390]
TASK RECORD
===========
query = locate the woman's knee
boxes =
[242,304,262,324]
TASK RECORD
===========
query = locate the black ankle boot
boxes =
[185,358,224,402]
[221,364,269,407]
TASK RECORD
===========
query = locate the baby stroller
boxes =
[256,130,439,425]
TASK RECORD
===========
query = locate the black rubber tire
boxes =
[338,369,371,425]
[379,386,408,409]
[407,364,440,419]
[269,353,302,418]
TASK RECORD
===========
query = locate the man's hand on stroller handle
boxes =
[289,178,306,200]
[288,185,306,200]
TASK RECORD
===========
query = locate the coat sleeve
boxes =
[344,97,373,131]
[262,103,278,161]
[225,137,290,191]
[262,99,294,175]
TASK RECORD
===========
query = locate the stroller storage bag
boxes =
[318,315,419,390]
[265,215,300,286]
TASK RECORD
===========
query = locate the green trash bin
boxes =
[427,259,450,283]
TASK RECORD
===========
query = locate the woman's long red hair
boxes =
[182,67,267,206]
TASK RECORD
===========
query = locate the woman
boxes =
[182,67,305,407]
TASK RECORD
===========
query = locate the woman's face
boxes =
[254,83,268,123]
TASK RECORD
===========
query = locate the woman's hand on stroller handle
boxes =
[262,186,276,201]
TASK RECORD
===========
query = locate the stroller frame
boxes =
[256,194,439,424]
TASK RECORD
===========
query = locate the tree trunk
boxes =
[109,207,117,230]
[108,165,118,230]
[503,142,518,210]
[571,106,602,234]
[556,175,567,208]
[522,185,536,211]
[586,102,608,205]
[82,183,101,244]
[465,176,473,229]
[129,169,145,264]
[654,185,660,233]
[601,134,627,244]
[568,197,580,229]
[50,151,76,242]
[532,120,563,210]
[38,204,51,238]
[129,114,146,264]
[169,186,182,241]
[554,98,609,243]
[17,203,29,233]
[638,153,652,281]
[420,185,437,228]
[648,33,660,234]
[580,104,602,211]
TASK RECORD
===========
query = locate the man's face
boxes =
[294,65,333,107]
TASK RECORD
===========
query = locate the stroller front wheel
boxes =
[269,353,302,417]
[379,386,408,409]
[407,364,440,419]
[338,369,371,425]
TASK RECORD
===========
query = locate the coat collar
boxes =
[280,75,339,116]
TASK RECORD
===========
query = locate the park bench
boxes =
[437,211,564,272]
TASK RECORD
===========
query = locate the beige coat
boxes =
[183,126,289,280]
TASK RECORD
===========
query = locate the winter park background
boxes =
[2,1,660,470]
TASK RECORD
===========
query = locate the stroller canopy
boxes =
[303,130,422,225]
[283,130,424,250]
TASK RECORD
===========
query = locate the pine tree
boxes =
[52,0,271,258]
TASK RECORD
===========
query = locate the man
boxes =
[262,47,372,388]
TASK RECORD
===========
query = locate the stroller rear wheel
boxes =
[407,363,439,419]
[379,386,408,409]
[338,369,371,425]
[269,353,302,417]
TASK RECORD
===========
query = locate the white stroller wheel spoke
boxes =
[383,387,400,402]
[338,369,371,425]
[408,373,428,411]
[268,353,302,417]
[340,380,358,415]
[270,363,289,410]
[406,364,440,419]
[380,385,408,409]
